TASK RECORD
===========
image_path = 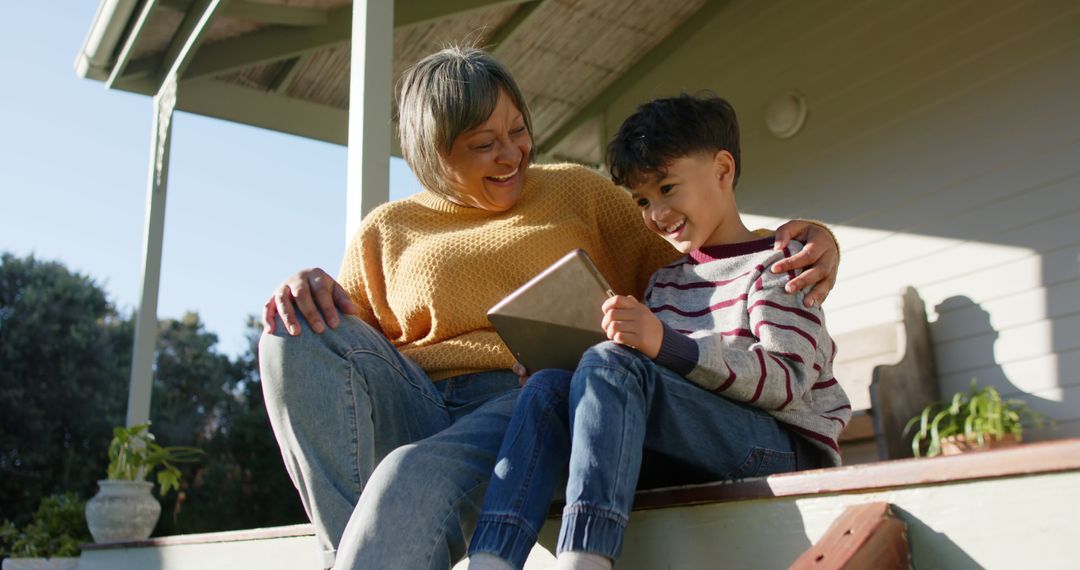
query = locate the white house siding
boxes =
[604,0,1080,439]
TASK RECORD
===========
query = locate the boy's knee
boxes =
[523,369,573,398]
[572,341,654,396]
[580,341,643,369]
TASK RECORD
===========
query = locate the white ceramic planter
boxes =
[84,480,161,543]
[1,558,79,570]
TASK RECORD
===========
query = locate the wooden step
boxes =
[790,502,909,570]
[539,438,1080,568]
[79,439,1080,570]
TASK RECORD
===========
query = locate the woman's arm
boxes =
[771,220,840,308]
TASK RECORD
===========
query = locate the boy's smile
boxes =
[660,219,686,238]
[630,151,756,253]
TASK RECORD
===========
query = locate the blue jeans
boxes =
[469,341,808,567]
[259,315,520,570]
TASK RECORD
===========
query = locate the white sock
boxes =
[555,551,613,570]
[468,552,516,570]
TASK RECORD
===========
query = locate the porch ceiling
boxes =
[77,0,716,165]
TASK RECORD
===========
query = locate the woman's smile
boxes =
[485,168,520,186]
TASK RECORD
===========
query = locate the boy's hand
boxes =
[602,295,663,359]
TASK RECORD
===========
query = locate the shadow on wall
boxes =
[891,505,982,569]
[931,295,1072,441]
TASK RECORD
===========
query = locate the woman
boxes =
[259,46,839,570]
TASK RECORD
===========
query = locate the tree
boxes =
[0,253,129,525]
[151,316,305,534]
[207,318,306,529]
[151,312,238,448]
[0,252,304,534]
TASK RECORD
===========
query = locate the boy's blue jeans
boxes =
[469,341,811,568]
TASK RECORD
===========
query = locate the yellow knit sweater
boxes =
[338,163,678,380]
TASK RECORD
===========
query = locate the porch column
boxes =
[127,77,177,427]
[345,0,393,242]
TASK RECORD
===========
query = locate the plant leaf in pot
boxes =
[903,379,1053,457]
[84,423,203,543]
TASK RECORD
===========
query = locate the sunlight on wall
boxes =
[742,213,1076,435]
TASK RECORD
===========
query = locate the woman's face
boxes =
[441,89,533,212]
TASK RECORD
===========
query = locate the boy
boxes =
[468,94,851,570]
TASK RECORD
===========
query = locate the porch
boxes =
[67,0,1080,567]
[76,438,1080,569]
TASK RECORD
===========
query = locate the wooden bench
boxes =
[832,286,939,463]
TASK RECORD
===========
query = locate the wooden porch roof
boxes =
[78,0,717,165]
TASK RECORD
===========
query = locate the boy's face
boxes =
[629,151,741,254]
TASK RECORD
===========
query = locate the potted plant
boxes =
[84,423,203,543]
[904,380,1052,457]
[0,492,89,570]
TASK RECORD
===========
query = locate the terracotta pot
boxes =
[84,480,161,543]
[940,433,1019,456]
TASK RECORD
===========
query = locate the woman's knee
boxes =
[258,315,385,407]
[362,443,475,533]
[263,314,383,355]
[343,443,472,568]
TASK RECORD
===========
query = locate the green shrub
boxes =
[0,492,90,558]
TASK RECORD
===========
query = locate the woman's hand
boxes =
[602,295,663,359]
[771,221,840,308]
[262,268,359,336]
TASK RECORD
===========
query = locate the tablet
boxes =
[487,249,614,371]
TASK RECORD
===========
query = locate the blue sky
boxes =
[0,5,422,357]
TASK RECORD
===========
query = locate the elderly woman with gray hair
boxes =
[259,45,839,570]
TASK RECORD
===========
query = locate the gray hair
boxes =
[397,45,535,197]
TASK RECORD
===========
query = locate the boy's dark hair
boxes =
[606,92,741,189]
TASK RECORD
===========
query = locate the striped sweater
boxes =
[648,236,851,466]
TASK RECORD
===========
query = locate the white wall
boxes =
[606,0,1080,439]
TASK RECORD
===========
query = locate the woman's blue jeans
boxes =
[469,341,809,568]
[259,315,520,570]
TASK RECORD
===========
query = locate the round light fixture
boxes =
[765,91,807,139]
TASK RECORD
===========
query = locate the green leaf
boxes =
[904,378,1056,458]
[103,422,204,495]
